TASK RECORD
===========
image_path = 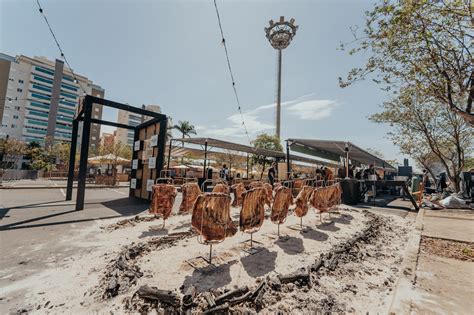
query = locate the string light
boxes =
[35,0,87,95]
[213,0,252,145]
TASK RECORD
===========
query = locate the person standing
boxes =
[220,164,229,181]
[268,161,277,186]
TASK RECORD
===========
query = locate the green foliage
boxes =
[0,138,27,168]
[96,141,132,160]
[365,147,399,167]
[464,157,474,171]
[251,133,283,168]
[340,0,473,124]
[173,120,197,139]
[369,87,473,191]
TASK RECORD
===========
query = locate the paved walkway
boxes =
[391,208,474,314]
[0,179,129,189]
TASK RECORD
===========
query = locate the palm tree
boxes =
[173,121,197,165]
[173,121,197,145]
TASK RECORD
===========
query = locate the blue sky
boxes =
[0,0,405,163]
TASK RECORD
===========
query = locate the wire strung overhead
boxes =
[35,0,87,95]
[212,0,252,145]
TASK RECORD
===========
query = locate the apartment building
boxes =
[0,53,104,148]
[114,104,161,146]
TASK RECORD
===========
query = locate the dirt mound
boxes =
[122,210,404,313]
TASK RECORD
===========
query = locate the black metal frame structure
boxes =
[66,95,167,210]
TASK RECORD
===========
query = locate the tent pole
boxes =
[203,140,208,178]
[167,139,172,172]
[246,154,249,179]
[286,140,291,180]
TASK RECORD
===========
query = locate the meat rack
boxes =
[240,188,266,255]
[153,177,175,228]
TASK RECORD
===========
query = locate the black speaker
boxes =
[398,166,412,177]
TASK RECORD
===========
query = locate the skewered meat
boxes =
[270,186,293,224]
[212,183,230,194]
[329,183,342,205]
[239,187,267,233]
[309,184,341,213]
[150,184,177,219]
[248,181,263,190]
[292,179,304,197]
[231,183,245,207]
[191,193,237,242]
[179,182,201,213]
[263,183,273,206]
[294,185,314,217]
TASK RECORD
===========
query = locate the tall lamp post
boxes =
[265,16,298,139]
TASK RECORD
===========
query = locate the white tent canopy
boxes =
[88,154,130,163]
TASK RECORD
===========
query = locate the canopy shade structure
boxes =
[173,137,286,158]
[171,138,334,166]
[287,138,396,172]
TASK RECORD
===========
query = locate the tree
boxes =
[97,141,132,186]
[365,147,399,168]
[464,156,474,171]
[370,88,473,192]
[173,121,197,142]
[251,133,283,179]
[52,142,71,172]
[0,138,27,169]
[340,0,473,124]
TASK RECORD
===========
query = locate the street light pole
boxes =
[276,49,282,138]
[265,16,298,139]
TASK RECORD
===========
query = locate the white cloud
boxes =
[203,111,274,137]
[198,94,337,139]
[286,100,338,120]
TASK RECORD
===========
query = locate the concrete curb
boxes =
[388,208,424,314]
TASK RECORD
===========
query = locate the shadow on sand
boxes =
[138,227,169,238]
[331,213,354,225]
[240,248,277,278]
[181,260,237,293]
[300,228,329,241]
[275,236,305,255]
[316,221,340,232]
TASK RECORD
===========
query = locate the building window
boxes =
[11,124,17,128]
[9,78,14,81]
[91,136,96,140]
[94,115,99,119]
[18,79,24,84]
[13,115,19,119]
[95,107,99,112]
[14,106,20,110]
[17,88,22,92]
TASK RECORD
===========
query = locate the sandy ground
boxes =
[1,194,414,314]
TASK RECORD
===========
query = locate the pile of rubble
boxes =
[101,216,158,231]
[94,230,197,299]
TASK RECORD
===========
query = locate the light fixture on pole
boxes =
[265,16,298,139]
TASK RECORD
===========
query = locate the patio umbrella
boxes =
[88,154,130,165]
